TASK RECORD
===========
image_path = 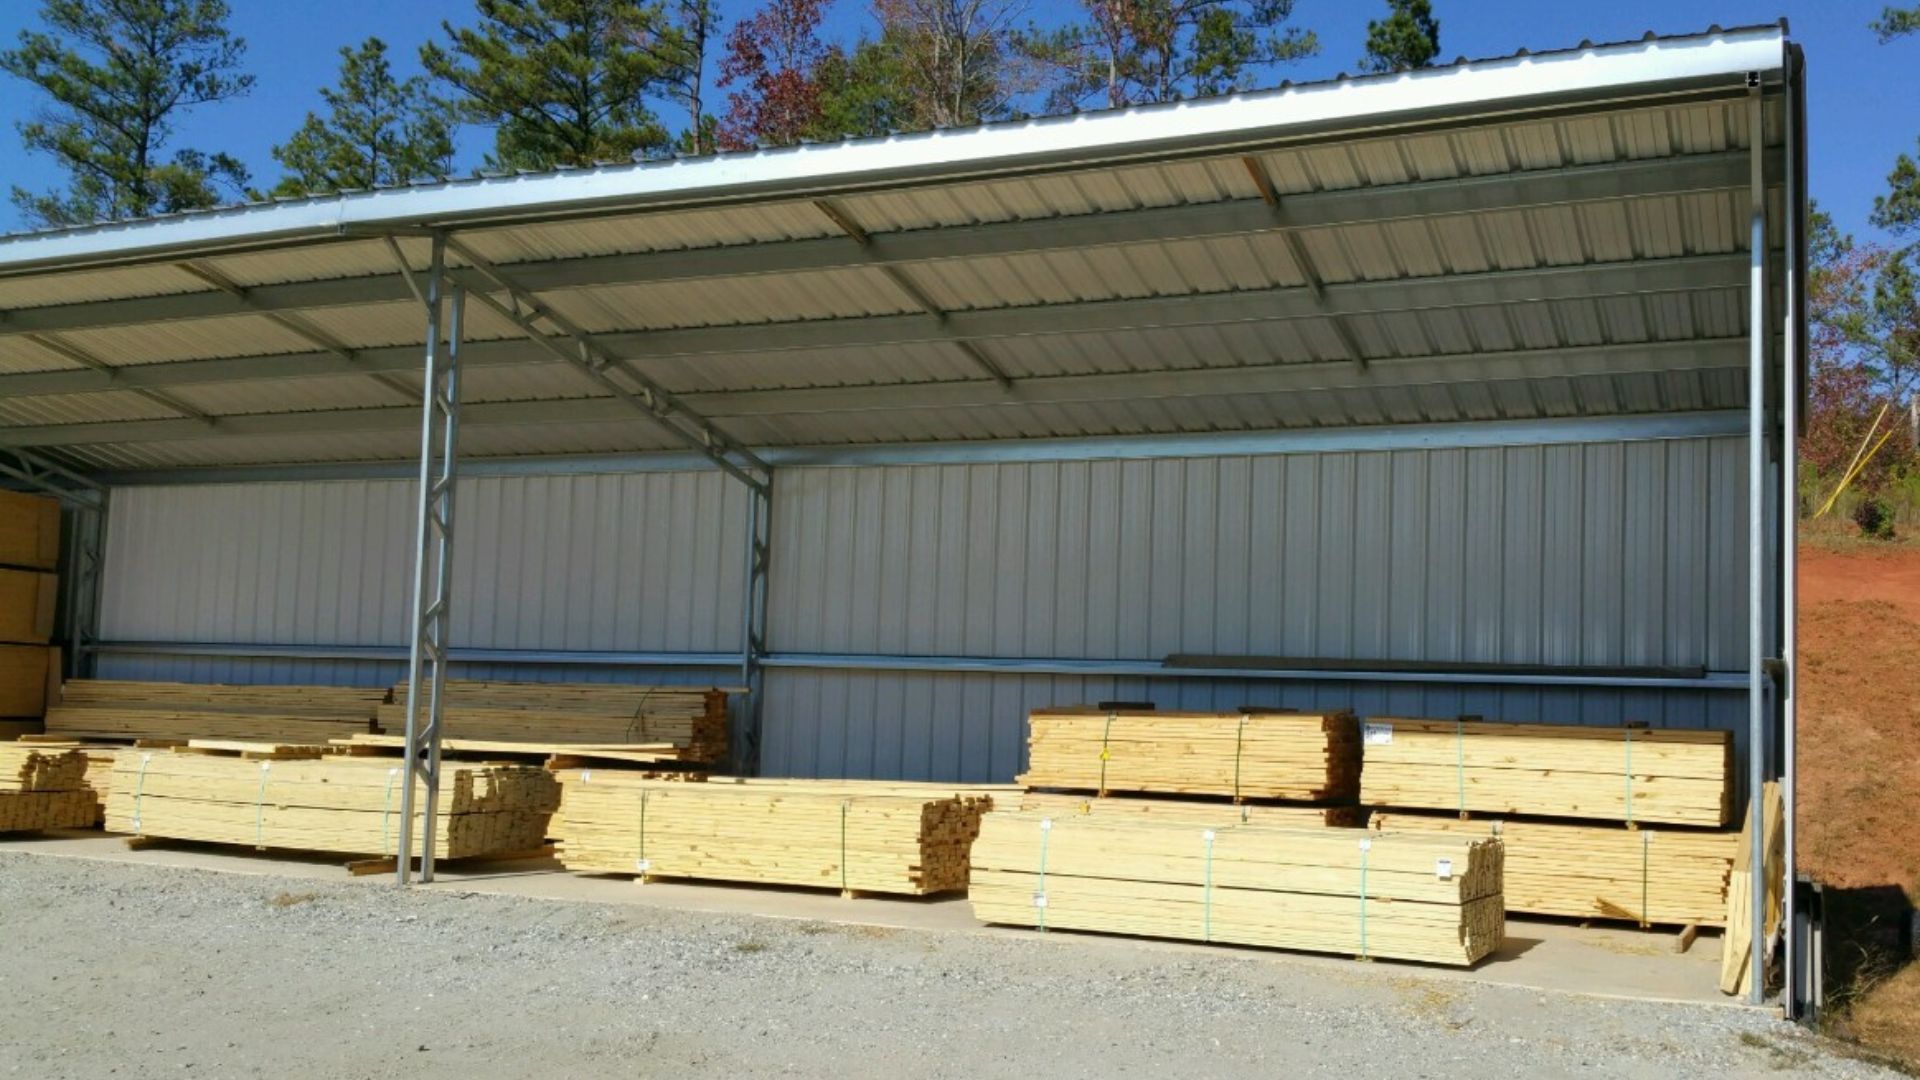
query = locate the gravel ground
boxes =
[0,851,1897,1080]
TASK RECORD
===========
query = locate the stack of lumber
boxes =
[1360,718,1733,826]
[1021,791,1367,828]
[969,812,1504,965]
[1020,707,1360,801]
[15,737,115,824]
[44,680,382,744]
[1371,811,1734,927]
[554,772,994,894]
[101,744,559,860]
[334,732,684,767]
[384,680,732,763]
[1720,781,1786,996]
[0,744,96,832]
[0,489,61,725]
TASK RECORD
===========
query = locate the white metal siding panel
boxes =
[101,473,748,653]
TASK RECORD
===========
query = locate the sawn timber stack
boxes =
[1370,811,1735,927]
[386,680,732,763]
[1019,791,1367,828]
[102,745,559,860]
[0,744,95,833]
[45,680,383,744]
[554,773,994,895]
[1359,718,1732,826]
[1020,708,1360,801]
[970,812,1504,965]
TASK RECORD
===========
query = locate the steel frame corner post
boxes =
[398,236,463,886]
[1780,42,1808,1021]
[739,476,772,775]
[1745,79,1770,1006]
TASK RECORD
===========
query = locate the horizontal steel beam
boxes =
[93,641,744,667]
[0,152,1760,339]
[0,338,1748,448]
[0,252,1754,400]
[86,410,1750,485]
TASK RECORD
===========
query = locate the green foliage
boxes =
[1871,4,1920,41]
[271,39,453,197]
[1853,496,1897,540]
[1,0,253,227]
[1872,138,1920,239]
[1361,0,1438,73]
[875,0,1023,129]
[422,0,675,170]
[656,0,721,155]
[815,40,916,138]
[1017,0,1319,112]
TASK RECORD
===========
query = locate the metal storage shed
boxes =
[0,25,1805,1005]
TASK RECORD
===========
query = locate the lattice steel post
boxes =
[398,237,462,885]
[739,477,772,775]
[63,496,106,678]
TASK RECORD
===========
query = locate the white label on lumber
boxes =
[1039,818,1053,832]
[1363,722,1394,745]
[1032,892,1048,908]
[635,858,651,873]
[1435,858,1454,880]
[1202,829,1216,842]
[1358,838,1372,852]
[581,769,593,782]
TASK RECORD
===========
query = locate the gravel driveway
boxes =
[0,851,1894,1079]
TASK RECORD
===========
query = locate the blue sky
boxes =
[0,1,1913,245]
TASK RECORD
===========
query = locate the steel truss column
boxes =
[397,236,464,885]
[0,446,107,678]
[739,477,773,774]
[1744,78,1770,1006]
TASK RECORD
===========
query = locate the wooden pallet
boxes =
[1018,708,1360,801]
[969,811,1504,966]
[1370,810,1735,927]
[1359,718,1732,827]
[102,743,560,860]
[553,771,995,896]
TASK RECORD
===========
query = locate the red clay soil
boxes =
[1795,542,1920,1066]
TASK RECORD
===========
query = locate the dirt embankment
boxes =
[1796,542,1920,1068]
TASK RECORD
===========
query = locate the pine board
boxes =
[0,790,95,833]
[1360,718,1732,826]
[1371,810,1735,926]
[1019,708,1360,801]
[969,812,1503,966]
[553,771,994,895]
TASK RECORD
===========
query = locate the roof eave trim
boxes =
[0,25,1787,276]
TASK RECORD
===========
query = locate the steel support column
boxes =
[739,477,773,774]
[0,446,107,677]
[1780,43,1809,1022]
[397,237,463,885]
[1745,80,1770,1005]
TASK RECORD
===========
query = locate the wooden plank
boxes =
[968,811,1503,966]
[0,645,53,718]
[1719,780,1785,995]
[0,490,60,571]
[0,569,58,645]
[1360,717,1733,826]
[1018,708,1360,801]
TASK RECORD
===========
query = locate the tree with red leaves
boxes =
[717,0,833,149]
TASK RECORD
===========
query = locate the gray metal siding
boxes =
[101,472,749,653]
[768,437,1748,670]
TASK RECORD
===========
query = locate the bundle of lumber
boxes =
[1019,708,1360,801]
[554,772,994,895]
[1370,810,1735,927]
[334,732,685,768]
[1721,781,1786,996]
[101,744,559,860]
[0,644,57,719]
[15,737,115,824]
[45,680,383,744]
[969,812,1504,965]
[0,568,57,645]
[1359,718,1732,826]
[0,490,60,571]
[1020,791,1368,828]
[0,745,96,833]
[384,680,733,763]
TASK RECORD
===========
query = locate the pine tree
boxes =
[1,0,253,227]
[651,0,721,155]
[1017,0,1318,113]
[1361,0,1439,74]
[1872,4,1920,41]
[875,0,1021,129]
[271,39,453,196]
[422,0,675,170]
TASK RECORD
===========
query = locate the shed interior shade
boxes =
[0,24,1791,472]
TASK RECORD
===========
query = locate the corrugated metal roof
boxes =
[0,24,1796,472]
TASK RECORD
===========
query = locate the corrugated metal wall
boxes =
[97,435,1748,782]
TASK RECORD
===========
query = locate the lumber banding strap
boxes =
[1356,837,1373,960]
[130,752,155,834]
[839,799,850,894]
[1034,817,1053,932]
[1454,714,1482,817]
[380,767,400,856]
[1201,829,1217,943]
[634,788,651,875]
[253,761,272,848]
[1097,710,1116,794]
[1232,713,1248,802]
[1623,728,1636,826]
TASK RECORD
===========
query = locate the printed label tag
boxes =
[1038,818,1053,832]
[581,769,593,782]
[635,858,652,874]
[1357,838,1373,853]
[1201,829,1217,843]
[1032,893,1048,909]
[1363,722,1394,746]
[1435,858,1454,880]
